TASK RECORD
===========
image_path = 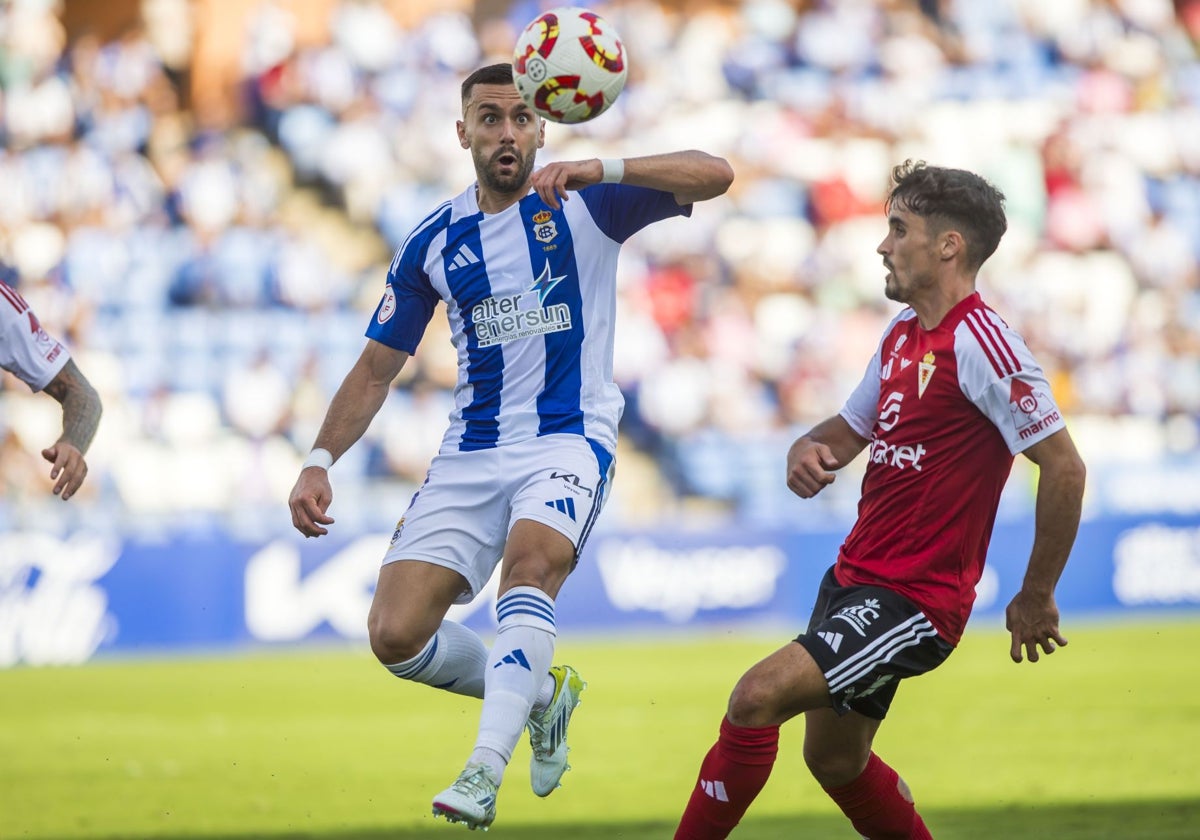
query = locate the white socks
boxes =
[381,588,562,786]
[384,619,488,698]
[469,586,557,782]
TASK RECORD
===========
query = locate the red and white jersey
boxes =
[0,282,69,392]
[836,292,1065,644]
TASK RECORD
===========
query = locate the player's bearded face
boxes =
[476,144,536,193]
[461,87,543,195]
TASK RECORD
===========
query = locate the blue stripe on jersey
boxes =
[443,211,502,450]
[365,202,449,353]
[580,183,691,243]
[519,193,586,438]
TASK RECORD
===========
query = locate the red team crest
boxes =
[917,351,935,398]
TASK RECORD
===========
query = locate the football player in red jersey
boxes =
[674,161,1086,839]
[0,279,102,500]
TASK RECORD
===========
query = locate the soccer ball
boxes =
[512,6,628,124]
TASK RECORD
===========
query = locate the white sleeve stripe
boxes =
[962,313,1004,377]
[964,309,1020,376]
[0,282,28,313]
[977,309,1022,372]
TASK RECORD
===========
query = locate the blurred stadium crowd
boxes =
[1,0,1198,537]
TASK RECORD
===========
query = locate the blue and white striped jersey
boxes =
[366,181,690,456]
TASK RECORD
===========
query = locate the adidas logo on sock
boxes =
[700,779,729,802]
[818,630,843,652]
[545,497,577,521]
[493,648,532,670]
[447,244,480,270]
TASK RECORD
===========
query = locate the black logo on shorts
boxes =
[550,471,594,498]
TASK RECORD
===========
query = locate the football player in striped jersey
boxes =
[289,62,733,829]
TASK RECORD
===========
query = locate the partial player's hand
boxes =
[41,442,88,500]
[1005,588,1068,663]
[530,160,603,209]
[786,438,839,498]
[289,467,336,537]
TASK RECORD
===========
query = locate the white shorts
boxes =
[382,434,614,603]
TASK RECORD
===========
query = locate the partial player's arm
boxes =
[531,150,734,208]
[40,359,103,500]
[786,415,869,499]
[289,339,410,537]
[1005,427,1086,663]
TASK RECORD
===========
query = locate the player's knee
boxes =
[803,741,869,787]
[367,615,430,665]
[726,671,781,727]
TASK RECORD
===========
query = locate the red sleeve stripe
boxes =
[0,282,29,313]
[964,308,1020,377]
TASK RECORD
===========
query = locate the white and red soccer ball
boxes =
[513,6,628,124]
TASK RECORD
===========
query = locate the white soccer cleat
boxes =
[526,664,586,797]
[431,763,498,831]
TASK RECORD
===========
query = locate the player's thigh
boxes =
[728,640,833,727]
[802,707,881,786]
[501,434,613,595]
[499,518,577,598]
[382,448,510,602]
[795,565,952,720]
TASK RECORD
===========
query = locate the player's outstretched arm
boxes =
[614,151,734,205]
[40,359,103,500]
[786,414,868,499]
[1005,427,1086,663]
[289,340,410,538]
[530,151,733,209]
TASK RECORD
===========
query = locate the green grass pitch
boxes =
[2,617,1198,839]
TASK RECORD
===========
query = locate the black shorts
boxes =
[795,565,954,721]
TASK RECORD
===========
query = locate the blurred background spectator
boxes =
[1,0,1197,539]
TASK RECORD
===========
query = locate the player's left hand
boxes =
[41,441,88,500]
[1004,588,1068,664]
[531,160,603,209]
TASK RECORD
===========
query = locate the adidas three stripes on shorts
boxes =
[795,565,954,720]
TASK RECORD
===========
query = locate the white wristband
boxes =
[600,158,624,184]
[302,448,334,471]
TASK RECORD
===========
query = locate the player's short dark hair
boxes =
[886,160,1008,270]
[461,63,516,107]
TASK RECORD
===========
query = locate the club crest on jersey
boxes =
[390,517,406,544]
[917,351,936,398]
[530,209,558,244]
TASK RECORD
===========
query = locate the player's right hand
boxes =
[530,159,597,209]
[289,467,336,537]
[786,438,839,499]
[42,441,88,500]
